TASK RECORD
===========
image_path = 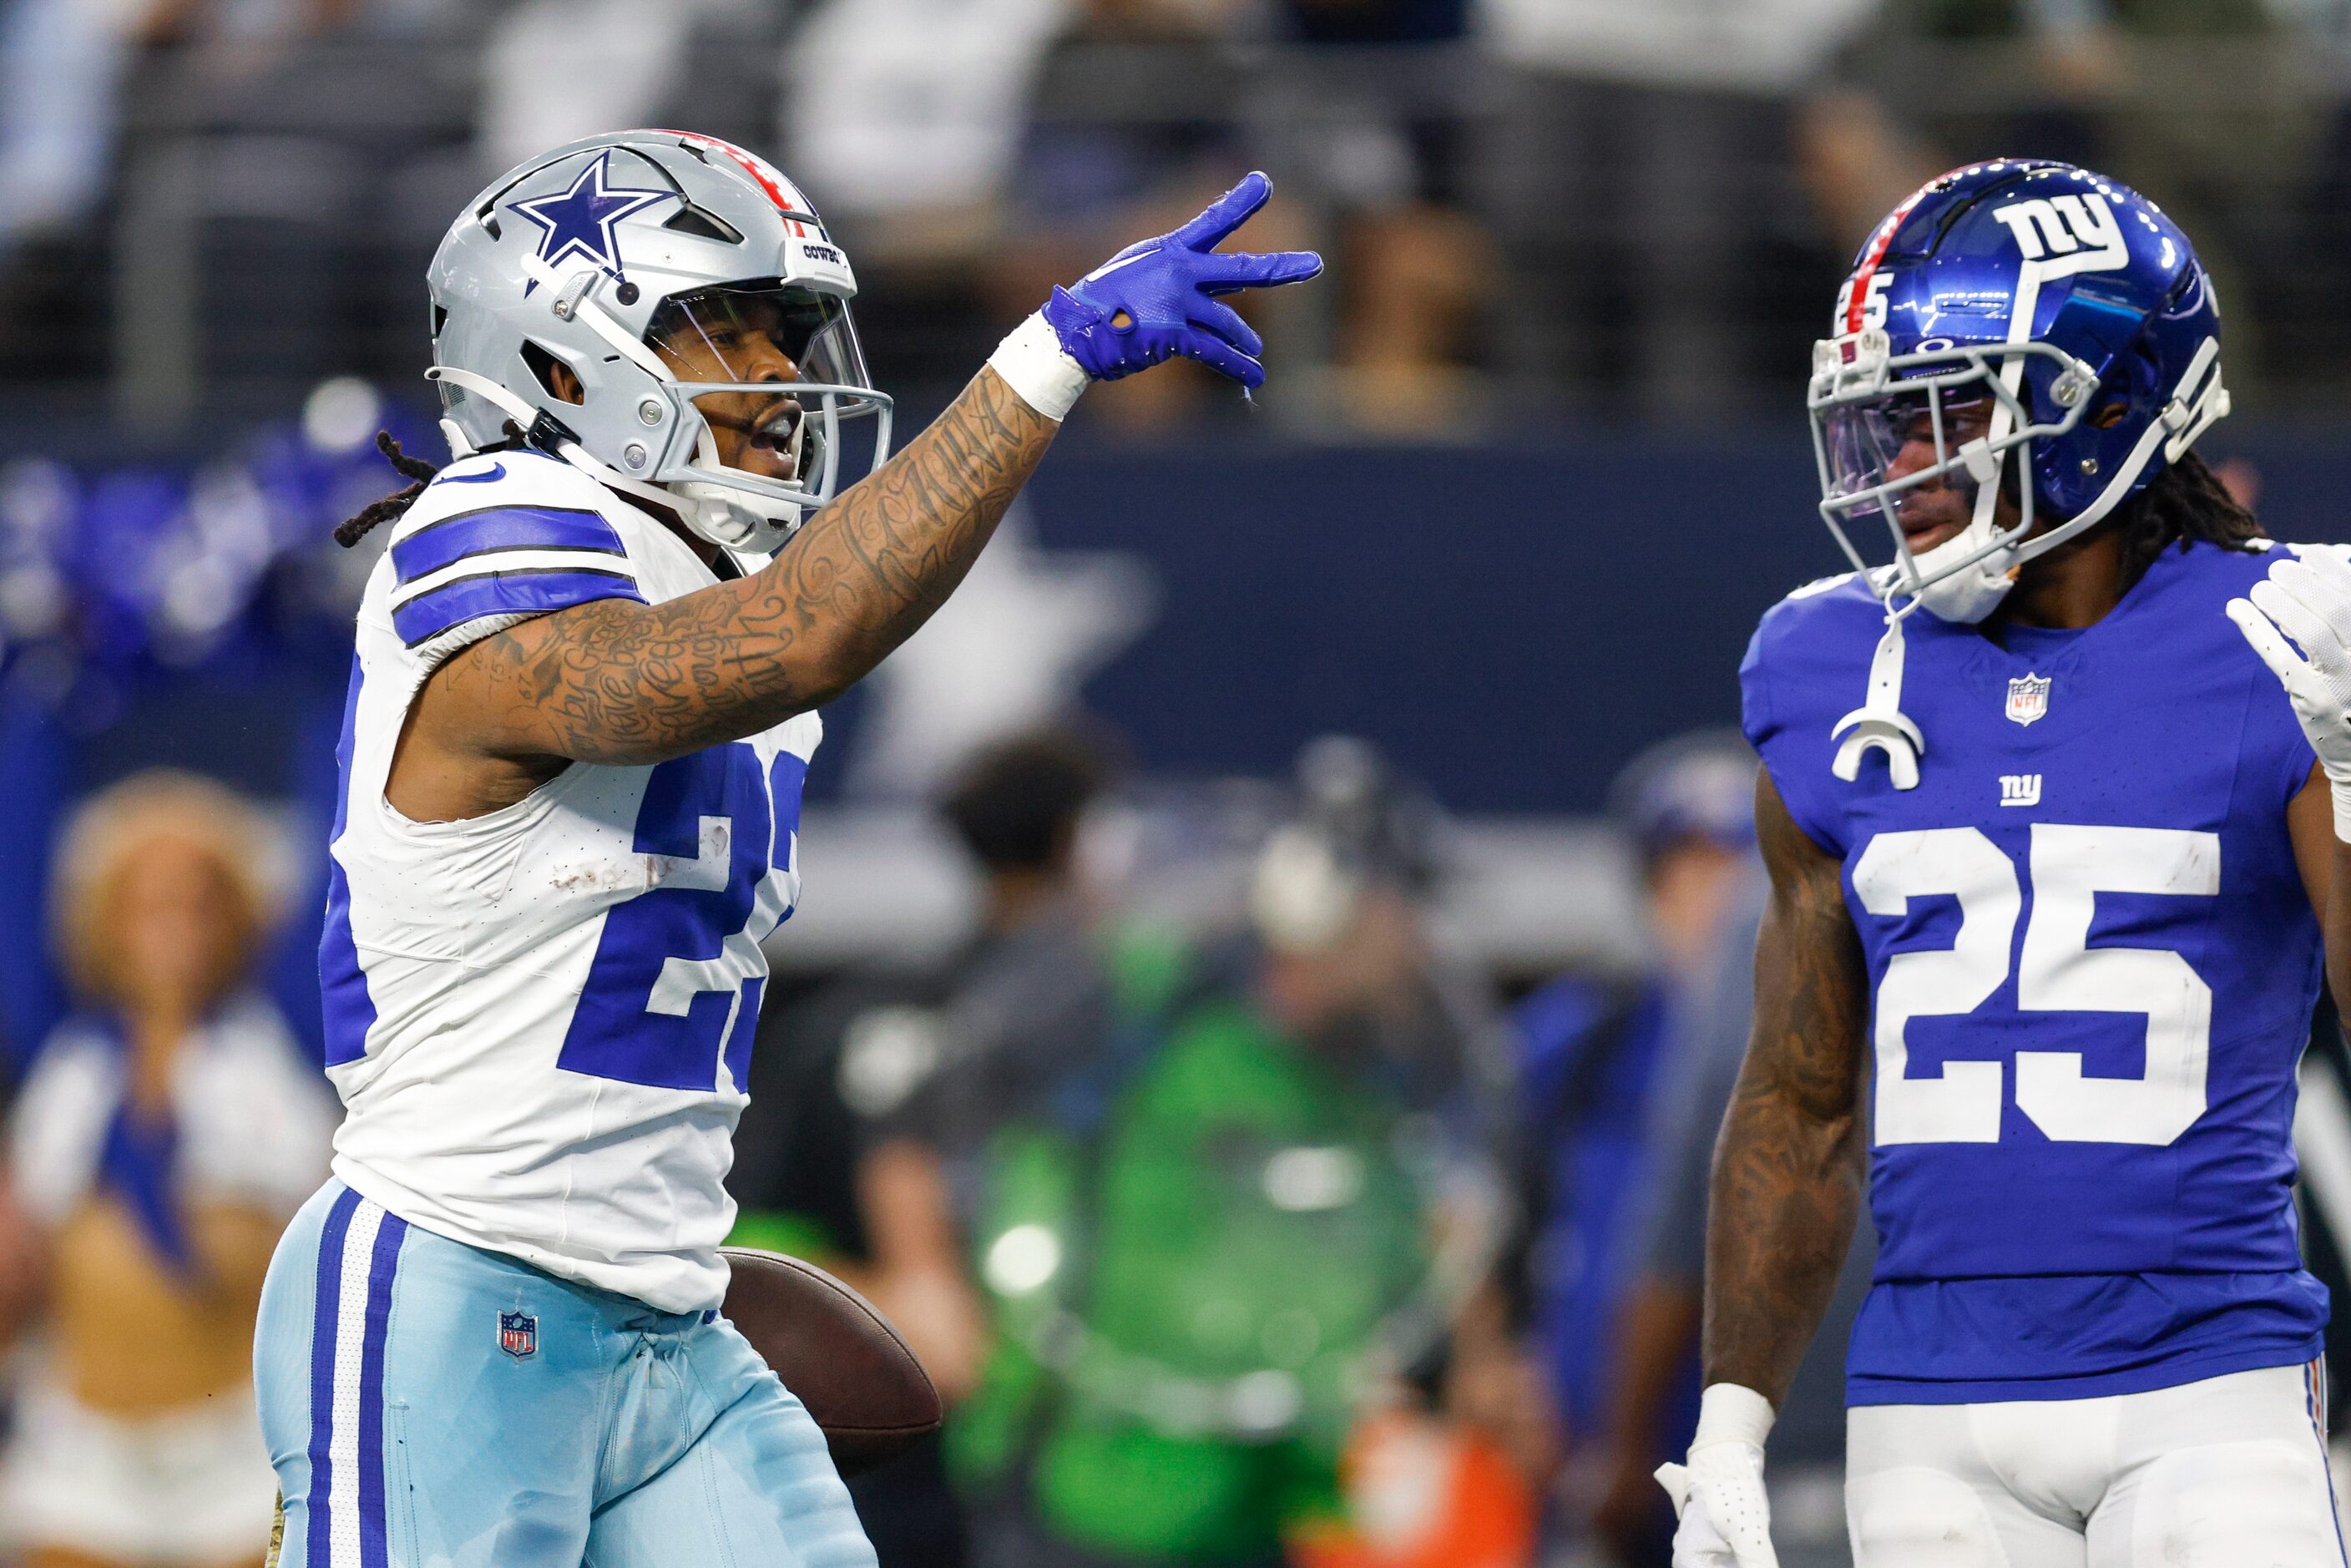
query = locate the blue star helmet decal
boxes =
[508,153,670,287]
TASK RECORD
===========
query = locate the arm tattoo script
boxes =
[1700,771,1870,1407]
[442,366,1058,767]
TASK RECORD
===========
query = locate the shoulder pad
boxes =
[399,449,613,534]
[379,450,645,655]
[1757,569,1881,639]
[1785,569,1863,602]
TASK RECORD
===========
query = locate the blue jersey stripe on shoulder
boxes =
[393,568,644,648]
[391,505,625,585]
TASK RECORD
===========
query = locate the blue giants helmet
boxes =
[1808,159,2230,627]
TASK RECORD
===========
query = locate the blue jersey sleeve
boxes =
[2252,678,2320,815]
[1741,578,1866,858]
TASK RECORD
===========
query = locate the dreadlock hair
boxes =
[334,432,443,548]
[2112,448,2264,593]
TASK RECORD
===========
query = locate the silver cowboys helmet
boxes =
[427,129,892,555]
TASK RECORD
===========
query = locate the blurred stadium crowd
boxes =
[8,0,2351,436]
[8,2,2351,1567]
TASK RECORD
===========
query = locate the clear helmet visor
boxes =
[640,281,892,551]
[1819,386,1988,529]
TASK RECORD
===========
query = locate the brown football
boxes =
[718,1247,942,1479]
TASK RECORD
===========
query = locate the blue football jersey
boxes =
[1742,539,2331,1404]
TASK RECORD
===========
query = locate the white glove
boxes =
[1655,1383,1780,1568]
[2227,546,2351,838]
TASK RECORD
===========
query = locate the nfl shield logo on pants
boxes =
[498,1310,538,1359]
[2006,672,2051,727]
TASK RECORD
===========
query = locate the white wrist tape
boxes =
[986,311,1090,422]
[2329,776,2351,845]
[1691,1381,1776,1453]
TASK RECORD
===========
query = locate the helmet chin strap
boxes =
[670,480,801,551]
[671,424,804,552]
[1904,417,2026,626]
[1909,524,2024,625]
[1837,451,2013,791]
[426,364,716,531]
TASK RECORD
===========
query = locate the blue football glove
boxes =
[1042,172,1323,389]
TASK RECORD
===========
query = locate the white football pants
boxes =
[1846,1363,2346,1568]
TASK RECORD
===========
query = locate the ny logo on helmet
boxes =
[1992,193,2125,266]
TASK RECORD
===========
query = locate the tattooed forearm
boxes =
[1700,770,1869,1407]
[444,366,1057,767]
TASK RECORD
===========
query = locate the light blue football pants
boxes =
[253,1181,877,1568]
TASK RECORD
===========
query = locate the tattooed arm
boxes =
[387,173,1322,822]
[389,366,1054,819]
[1701,768,1870,1406]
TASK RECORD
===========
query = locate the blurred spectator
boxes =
[478,0,725,175]
[1575,814,1873,1568]
[856,726,1123,1396]
[786,0,1075,264]
[1510,731,1757,1564]
[945,736,1524,1568]
[1251,0,1492,436]
[1848,0,2331,394]
[727,726,1120,1566]
[1322,200,1490,437]
[870,728,1124,1568]
[982,0,1275,431]
[0,770,337,1568]
[1477,0,1876,416]
[0,1062,38,1357]
[0,0,143,257]
[1788,86,1945,260]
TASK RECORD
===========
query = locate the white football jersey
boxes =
[321,449,819,1313]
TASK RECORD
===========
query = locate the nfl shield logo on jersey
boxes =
[498,1310,538,1359]
[2006,673,2051,727]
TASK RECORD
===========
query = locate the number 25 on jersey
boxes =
[1856,824,2218,1148]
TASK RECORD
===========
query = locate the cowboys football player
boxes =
[1660,159,2351,1566]
[249,130,1319,1567]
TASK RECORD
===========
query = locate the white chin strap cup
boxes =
[1904,438,2025,627]
[672,480,800,554]
[1832,615,1924,790]
[1909,519,2022,626]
